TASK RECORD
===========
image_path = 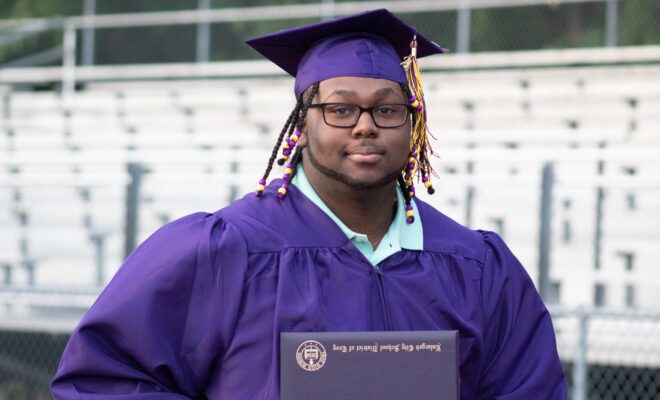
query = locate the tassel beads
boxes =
[401,35,437,197]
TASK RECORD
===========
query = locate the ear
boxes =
[297,128,307,149]
[297,123,308,148]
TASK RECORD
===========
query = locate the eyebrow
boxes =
[322,87,399,102]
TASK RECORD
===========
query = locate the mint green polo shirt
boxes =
[291,166,423,267]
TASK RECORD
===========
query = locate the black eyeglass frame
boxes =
[308,103,414,128]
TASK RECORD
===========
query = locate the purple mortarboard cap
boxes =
[246,9,445,98]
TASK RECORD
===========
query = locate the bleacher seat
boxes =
[0,60,658,312]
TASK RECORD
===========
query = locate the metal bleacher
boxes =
[1,47,660,333]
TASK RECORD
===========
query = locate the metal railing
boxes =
[551,306,660,400]
[0,0,632,94]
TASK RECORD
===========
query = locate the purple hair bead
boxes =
[259,178,266,185]
[406,216,414,224]
[409,95,416,103]
[283,148,292,156]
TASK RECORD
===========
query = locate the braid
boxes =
[288,148,304,181]
[272,82,319,201]
[397,85,419,224]
[276,108,302,166]
[399,83,437,194]
[398,175,415,224]
[399,83,412,101]
[399,83,436,196]
[296,82,319,130]
[276,81,319,167]
[265,102,301,175]
[397,175,411,204]
[286,83,316,183]
[255,102,302,197]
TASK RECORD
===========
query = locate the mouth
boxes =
[345,147,385,164]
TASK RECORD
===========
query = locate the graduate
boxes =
[52,9,567,399]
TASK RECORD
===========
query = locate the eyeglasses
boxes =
[309,103,412,128]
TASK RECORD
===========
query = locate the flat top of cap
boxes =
[246,8,444,77]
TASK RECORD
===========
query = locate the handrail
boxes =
[0,0,644,96]
[0,0,620,31]
[2,147,660,165]
[1,46,659,85]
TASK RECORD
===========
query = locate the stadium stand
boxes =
[1,45,659,399]
[2,59,660,289]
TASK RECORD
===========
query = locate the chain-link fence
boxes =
[1,0,660,67]
[0,330,67,400]
[553,309,660,400]
[2,305,660,399]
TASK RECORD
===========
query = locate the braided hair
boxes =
[398,82,437,223]
[255,82,320,199]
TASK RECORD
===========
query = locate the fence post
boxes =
[196,0,211,63]
[62,21,77,100]
[594,143,606,270]
[1,263,10,285]
[90,232,105,287]
[456,0,471,53]
[573,307,589,400]
[124,163,144,259]
[605,0,619,47]
[82,0,96,65]
[538,162,554,301]
[465,159,474,228]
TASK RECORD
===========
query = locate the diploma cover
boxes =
[280,330,459,400]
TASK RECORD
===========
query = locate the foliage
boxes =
[0,0,659,66]
[618,0,660,46]
[0,0,83,19]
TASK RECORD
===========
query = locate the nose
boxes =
[351,109,378,138]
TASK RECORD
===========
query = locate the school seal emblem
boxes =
[296,340,327,371]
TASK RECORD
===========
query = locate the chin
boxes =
[335,168,402,191]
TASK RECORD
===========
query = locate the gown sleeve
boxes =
[476,231,567,400]
[51,212,248,399]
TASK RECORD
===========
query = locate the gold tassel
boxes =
[401,35,436,195]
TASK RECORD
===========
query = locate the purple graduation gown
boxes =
[51,181,567,399]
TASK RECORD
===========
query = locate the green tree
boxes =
[618,0,660,46]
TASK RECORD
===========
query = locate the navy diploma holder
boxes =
[280,330,459,400]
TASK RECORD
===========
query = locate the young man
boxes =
[52,9,567,399]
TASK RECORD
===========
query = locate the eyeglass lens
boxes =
[321,104,409,128]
